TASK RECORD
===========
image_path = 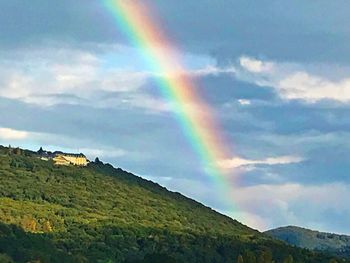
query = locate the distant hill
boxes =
[266,226,350,258]
[0,145,346,263]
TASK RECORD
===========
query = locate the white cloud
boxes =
[0,48,99,103]
[240,56,273,73]
[278,71,350,102]
[237,56,350,103]
[0,46,163,112]
[0,45,236,112]
[0,128,28,140]
[218,155,304,170]
[190,65,236,76]
[237,99,251,105]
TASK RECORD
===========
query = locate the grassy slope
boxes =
[0,146,346,262]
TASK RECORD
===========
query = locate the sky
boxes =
[1,0,350,234]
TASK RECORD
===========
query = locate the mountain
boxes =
[0,145,346,263]
[266,226,350,258]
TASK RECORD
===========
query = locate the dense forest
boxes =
[0,145,347,263]
[266,226,350,259]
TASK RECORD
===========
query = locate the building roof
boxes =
[53,151,86,158]
[37,148,86,158]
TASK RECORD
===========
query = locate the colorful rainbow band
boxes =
[103,0,237,211]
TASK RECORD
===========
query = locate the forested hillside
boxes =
[0,146,346,263]
[266,226,350,259]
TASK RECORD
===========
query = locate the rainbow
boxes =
[103,0,236,207]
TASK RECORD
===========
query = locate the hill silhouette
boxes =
[266,226,350,259]
[0,145,346,262]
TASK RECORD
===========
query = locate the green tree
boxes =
[14,148,21,155]
[283,255,293,263]
[21,217,37,232]
[257,251,272,263]
[244,251,256,263]
[43,220,53,232]
[237,255,244,263]
[0,254,14,263]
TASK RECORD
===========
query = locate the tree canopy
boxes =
[0,145,346,263]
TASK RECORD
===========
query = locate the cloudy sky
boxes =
[1,0,350,234]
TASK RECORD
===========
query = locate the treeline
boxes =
[0,221,342,263]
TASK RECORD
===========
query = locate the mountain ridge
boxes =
[0,145,346,262]
[266,225,350,259]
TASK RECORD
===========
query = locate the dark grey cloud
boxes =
[2,1,350,63]
[240,150,350,186]
[284,146,350,184]
[0,0,119,48]
[196,75,277,104]
[154,0,350,63]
